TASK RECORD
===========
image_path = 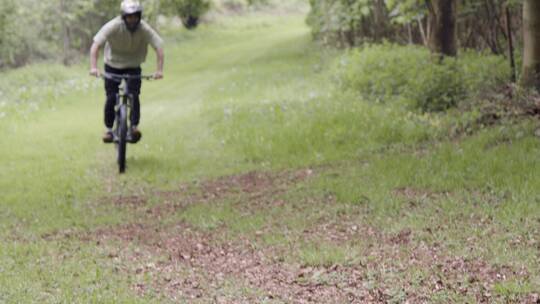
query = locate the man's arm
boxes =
[154,47,164,79]
[89,42,101,77]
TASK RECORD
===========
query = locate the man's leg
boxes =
[103,65,120,142]
[126,67,142,127]
[127,67,142,142]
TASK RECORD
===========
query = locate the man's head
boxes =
[121,0,143,32]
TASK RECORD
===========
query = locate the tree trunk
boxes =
[373,0,388,42]
[60,0,70,66]
[418,18,428,46]
[506,5,516,83]
[427,0,457,57]
[407,23,413,44]
[521,0,540,88]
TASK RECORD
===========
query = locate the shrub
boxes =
[165,0,211,29]
[335,44,510,112]
[408,58,466,112]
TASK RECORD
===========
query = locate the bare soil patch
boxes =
[144,169,314,217]
[78,169,538,302]
[88,220,535,303]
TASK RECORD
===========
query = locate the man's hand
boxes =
[153,70,163,80]
[89,68,101,78]
[154,47,164,80]
[89,42,101,78]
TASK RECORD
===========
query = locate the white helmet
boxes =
[121,0,143,16]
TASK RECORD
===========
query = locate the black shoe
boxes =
[102,131,113,143]
[131,127,142,143]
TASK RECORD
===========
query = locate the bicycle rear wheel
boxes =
[117,104,128,173]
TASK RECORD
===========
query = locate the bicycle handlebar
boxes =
[99,72,154,81]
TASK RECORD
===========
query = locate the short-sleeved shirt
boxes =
[93,16,163,69]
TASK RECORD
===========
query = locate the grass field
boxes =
[1,10,539,303]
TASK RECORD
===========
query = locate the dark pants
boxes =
[104,64,142,128]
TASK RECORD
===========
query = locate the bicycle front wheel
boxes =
[117,104,128,173]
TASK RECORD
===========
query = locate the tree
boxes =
[522,0,540,88]
[426,0,457,57]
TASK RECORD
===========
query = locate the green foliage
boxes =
[412,59,466,112]
[0,0,34,67]
[336,44,510,111]
[305,0,427,46]
[306,0,372,46]
[386,0,426,24]
[307,0,522,56]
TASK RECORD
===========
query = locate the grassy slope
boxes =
[1,11,539,303]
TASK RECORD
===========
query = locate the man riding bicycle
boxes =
[89,0,164,143]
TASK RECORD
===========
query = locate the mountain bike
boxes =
[101,72,153,173]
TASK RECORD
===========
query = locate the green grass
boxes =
[296,242,361,267]
[1,9,539,302]
[0,240,146,303]
[177,199,265,233]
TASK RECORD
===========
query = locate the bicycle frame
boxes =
[100,72,153,173]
